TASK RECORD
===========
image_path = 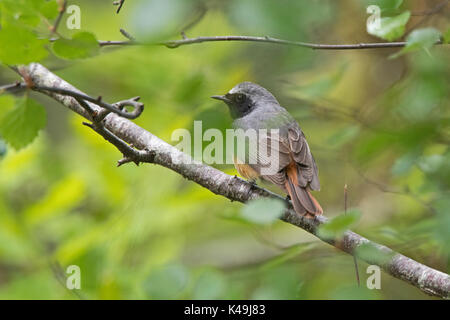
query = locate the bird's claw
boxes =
[248,179,257,188]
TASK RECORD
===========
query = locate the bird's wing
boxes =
[285,126,320,191]
[240,123,320,191]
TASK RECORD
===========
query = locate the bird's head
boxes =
[211,81,278,119]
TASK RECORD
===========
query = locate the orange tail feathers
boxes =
[285,164,322,217]
[307,190,323,215]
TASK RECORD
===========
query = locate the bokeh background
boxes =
[0,0,449,299]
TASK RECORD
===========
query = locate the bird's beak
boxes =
[211,95,231,103]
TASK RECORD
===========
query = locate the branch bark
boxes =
[97,35,446,50]
[14,63,450,299]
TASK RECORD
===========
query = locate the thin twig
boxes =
[179,3,208,36]
[0,82,25,94]
[95,32,448,50]
[97,35,445,50]
[119,28,135,41]
[99,40,136,47]
[50,0,67,36]
[33,86,143,120]
[96,35,446,50]
[113,0,125,14]
[160,36,422,50]
[345,184,361,287]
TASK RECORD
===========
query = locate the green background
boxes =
[0,0,448,299]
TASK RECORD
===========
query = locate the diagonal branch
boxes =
[11,63,450,299]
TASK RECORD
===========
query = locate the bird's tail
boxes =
[285,173,323,217]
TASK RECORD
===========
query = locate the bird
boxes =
[212,82,322,217]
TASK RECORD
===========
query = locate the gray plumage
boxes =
[212,81,322,216]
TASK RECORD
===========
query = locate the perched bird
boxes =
[212,82,322,217]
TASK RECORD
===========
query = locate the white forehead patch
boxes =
[228,86,239,94]
[228,86,241,94]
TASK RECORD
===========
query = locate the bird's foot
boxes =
[248,179,258,188]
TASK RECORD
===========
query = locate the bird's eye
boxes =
[236,94,245,102]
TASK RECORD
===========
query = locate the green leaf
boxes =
[52,32,99,60]
[0,97,46,150]
[241,198,285,225]
[143,264,189,299]
[391,28,442,58]
[317,210,361,240]
[367,11,410,41]
[0,25,48,65]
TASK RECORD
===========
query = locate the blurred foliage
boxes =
[317,209,361,240]
[0,0,448,300]
[240,198,285,225]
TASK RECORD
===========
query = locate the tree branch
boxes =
[12,63,450,299]
[97,35,446,50]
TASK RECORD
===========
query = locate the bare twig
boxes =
[345,184,361,287]
[113,0,125,14]
[99,40,136,47]
[119,28,135,41]
[32,86,144,120]
[179,3,208,36]
[94,27,450,50]
[0,81,26,94]
[96,35,445,50]
[50,0,67,36]
[160,36,436,50]
[9,63,449,299]
[11,71,146,165]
